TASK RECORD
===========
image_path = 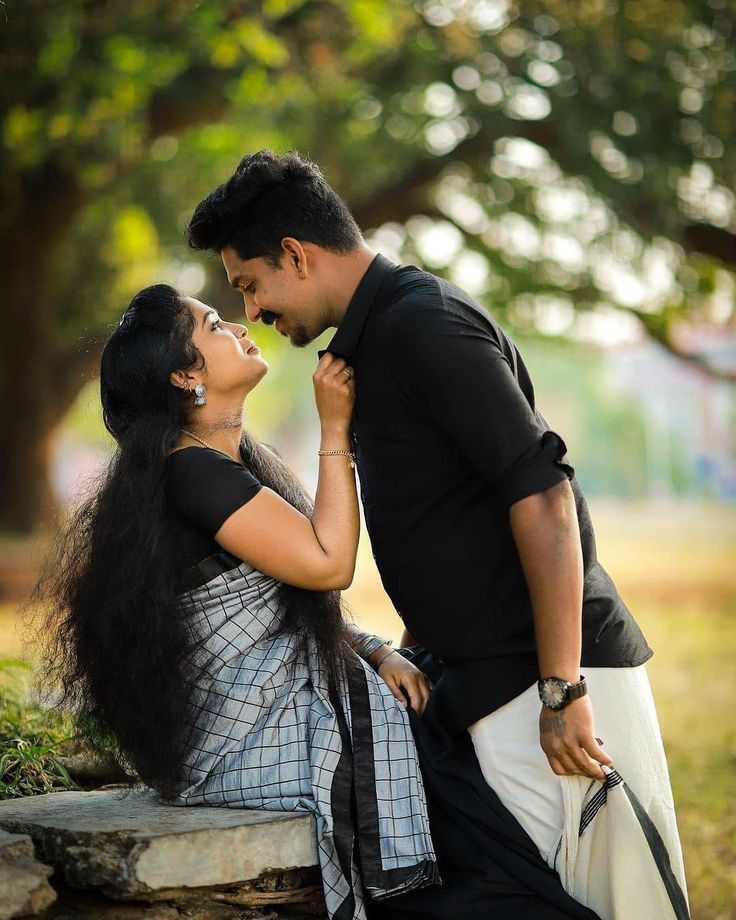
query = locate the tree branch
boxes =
[147,65,232,139]
[683,223,736,269]
[629,309,736,384]
[353,113,736,272]
[351,132,735,384]
[351,129,496,229]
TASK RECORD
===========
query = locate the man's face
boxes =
[221,244,328,348]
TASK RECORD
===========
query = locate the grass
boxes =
[1,498,733,916]
[0,658,80,799]
[636,600,736,918]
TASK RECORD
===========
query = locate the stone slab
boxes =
[0,829,57,919]
[0,788,319,898]
[36,882,327,919]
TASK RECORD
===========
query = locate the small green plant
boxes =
[0,658,82,799]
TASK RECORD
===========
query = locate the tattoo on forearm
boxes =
[540,712,566,738]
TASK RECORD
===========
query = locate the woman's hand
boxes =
[376,651,433,716]
[313,353,355,436]
[216,352,358,592]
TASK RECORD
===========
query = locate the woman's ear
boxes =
[170,370,192,391]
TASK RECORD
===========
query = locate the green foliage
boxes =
[0,658,81,799]
[4,0,734,333]
[2,0,734,530]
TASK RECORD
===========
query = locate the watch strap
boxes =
[567,675,587,702]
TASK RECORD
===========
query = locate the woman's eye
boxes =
[211,319,221,330]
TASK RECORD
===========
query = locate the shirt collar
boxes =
[319,252,397,360]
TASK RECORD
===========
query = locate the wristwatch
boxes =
[537,675,587,711]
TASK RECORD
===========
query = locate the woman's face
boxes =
[184,296,268,396]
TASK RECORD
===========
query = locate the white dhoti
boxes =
[467,665,689,920]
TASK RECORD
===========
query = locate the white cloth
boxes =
[467,665,689,920]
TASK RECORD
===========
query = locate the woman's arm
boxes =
[344,623,433,715]
[215,354,359,591]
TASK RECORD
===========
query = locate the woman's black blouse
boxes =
[165,446,262,573]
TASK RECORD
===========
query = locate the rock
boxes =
[35,880,326,919]
[0,829,56,919]
[37,888,180,920]
[0,788,319,901]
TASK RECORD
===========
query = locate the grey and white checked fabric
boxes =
[167,559,439,920]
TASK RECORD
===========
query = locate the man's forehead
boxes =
[222,250,265,286]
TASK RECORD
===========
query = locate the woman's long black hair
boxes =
[28,284,348,802]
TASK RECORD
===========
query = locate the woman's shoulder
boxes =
[166,446,262,496]
[166,446,263,534]
[167,446,256,475]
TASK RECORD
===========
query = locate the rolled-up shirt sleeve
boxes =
[389,304,574,508]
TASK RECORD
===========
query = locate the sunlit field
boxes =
[2,499,734,917]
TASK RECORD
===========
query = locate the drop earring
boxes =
[193,383,207,406]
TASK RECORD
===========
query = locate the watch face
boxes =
[541,679,568,708]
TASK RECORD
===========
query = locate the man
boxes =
[186,150,688,918]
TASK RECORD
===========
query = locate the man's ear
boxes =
[281,237,308,277]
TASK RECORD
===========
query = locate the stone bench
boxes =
[0,787,325,918]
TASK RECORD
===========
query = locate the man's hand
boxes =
[539,696,614,780]
[377,651,433,716]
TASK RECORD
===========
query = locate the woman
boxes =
[31,283,438,920]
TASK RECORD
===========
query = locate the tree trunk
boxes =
[0,163,86,535]
[1,250,56,532]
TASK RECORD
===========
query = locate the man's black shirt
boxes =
[324,253,652,730]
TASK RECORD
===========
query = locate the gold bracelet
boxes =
[317,448,356,469]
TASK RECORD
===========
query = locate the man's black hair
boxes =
[186,149,363,264]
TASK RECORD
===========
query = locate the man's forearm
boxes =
[509,479,583,683]
[400,628,419,647]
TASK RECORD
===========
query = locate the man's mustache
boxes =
[261,310,280,326]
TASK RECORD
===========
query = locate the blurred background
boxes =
[1,0,734,915]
